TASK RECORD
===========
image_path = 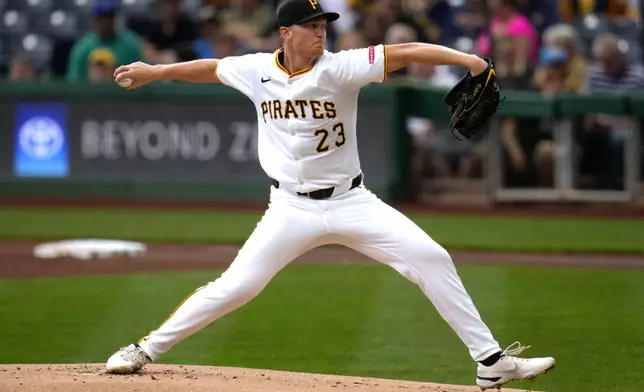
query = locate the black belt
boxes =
[271,173,363,200]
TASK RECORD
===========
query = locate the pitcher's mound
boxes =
[0,364,539,392]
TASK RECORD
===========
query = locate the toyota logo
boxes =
[18,116,65,160]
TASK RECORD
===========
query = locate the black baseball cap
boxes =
[277,0,340,27]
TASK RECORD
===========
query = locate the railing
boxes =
[405,86,642,204]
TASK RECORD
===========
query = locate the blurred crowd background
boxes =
[2,0,643,202]
[2,0,641,88]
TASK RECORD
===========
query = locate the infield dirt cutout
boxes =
[0,364,540,392]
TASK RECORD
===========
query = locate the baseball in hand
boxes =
[117,77,133,88]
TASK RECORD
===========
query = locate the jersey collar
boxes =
[274,48,317,79]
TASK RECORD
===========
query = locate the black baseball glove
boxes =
[443,57,502,141]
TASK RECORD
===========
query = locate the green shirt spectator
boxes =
[66,0,142,81]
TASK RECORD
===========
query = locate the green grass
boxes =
[1,207,644,253]
[0,263,642,392]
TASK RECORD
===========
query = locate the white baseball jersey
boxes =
[216,45,389,193]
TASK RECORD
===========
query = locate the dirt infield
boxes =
[0,364,540,392]
[2,241,644,279]
[1,241,643,279]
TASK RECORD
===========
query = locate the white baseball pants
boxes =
[138,185,501,362]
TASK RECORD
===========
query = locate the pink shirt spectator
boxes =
[476,14,539,63]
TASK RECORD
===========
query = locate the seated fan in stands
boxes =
[65,0,142,81]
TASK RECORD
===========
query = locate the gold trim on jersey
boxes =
[275,48,315,78]
[138,285,207,345]
[382,45,389,83]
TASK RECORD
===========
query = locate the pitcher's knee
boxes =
[434,246,453,264]
[210,271,269,304]
[413,241,452,265]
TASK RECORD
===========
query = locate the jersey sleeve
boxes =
[328,44,389,90]
[216,54,260,98]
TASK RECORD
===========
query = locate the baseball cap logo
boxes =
[276,0,339,27]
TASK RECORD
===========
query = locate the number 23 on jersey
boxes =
[315,122,346,153]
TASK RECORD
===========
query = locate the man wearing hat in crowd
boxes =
[66,0,142,81]
[87,47,118,82]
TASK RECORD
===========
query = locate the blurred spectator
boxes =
[394,43,480,191]
[348,0,378,15]
[495,2,563,188]
[515,0,559,35]
[499,46,573,188]
[219,0,274,52]
[401,0,443,44]
[407,115,481,194]
[192,8,243,59]
[493,34,532,89]
[534,24,588,93]
[194,32,240,59]
[476,0,539,77]
[356,0,430,46]
[335,31,368,51]
[142,0,199,64]
[8,53,40,81]
[407,119,483,187]
[579,32,644,189]
[534,46,569,95]
[558,0,639,21]
[449,0,489,45]
[587,33,644,91]
[203,0,233,4]
[387,23,460,88]
[384,23,419,78]
[66,0,142,82]
[317,0,359,35]
[87,47,117,83]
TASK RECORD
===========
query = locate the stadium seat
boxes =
[19,33,52,66]
[608,20,641,40]
[570,14,615,57]
[27,10,52,32]
[0,32,52,69]
[181,0,202,16]
[120,0,154,18]
[451,36,475,55]
[21,0,53,12]
[58,0,93,12]
[0,31,21,64]
[623,39,643,63]
[4,0,28,10]
[48,10,80,39]
[571,14,610,39]
[0,9,29,34]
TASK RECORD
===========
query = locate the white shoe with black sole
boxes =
[476,342,555,390]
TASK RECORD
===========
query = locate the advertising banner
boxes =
[2,95,391,190]
[13,103,69,178]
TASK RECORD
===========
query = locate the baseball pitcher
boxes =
[106,1,555,389]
